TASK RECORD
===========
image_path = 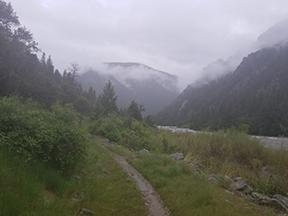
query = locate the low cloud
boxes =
[10,0,288,88]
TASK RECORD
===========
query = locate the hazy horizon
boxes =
[9,0,288,88]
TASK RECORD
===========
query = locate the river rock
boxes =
[72,191,84,202]
[170,152,184,161]
[78,208,95,216]
[229,177,253,194]
[260,166,273,179]
[250,192,288,211]
[138,149,150,155]
[207,174,221,184]
[251,192,274,204]
[273,194,288,211]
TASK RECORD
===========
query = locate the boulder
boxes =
[208,174,233,187]
[273,194,288,211]
[229,177,253,194]
[170,152,184,161]
[251,192,274,205]
[78,208,95,216]
[72,191,84,202]
[138,149,150,155]
[251,193,288,212]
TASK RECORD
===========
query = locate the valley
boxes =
[158,126,288,150]
[1,1,288,215]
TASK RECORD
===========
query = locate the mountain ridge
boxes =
[156,42,288,136]
[78,62,179,115]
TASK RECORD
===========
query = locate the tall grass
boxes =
[158,129,288,195]
[131,153,275,216]
[0,149,71,216]
[0,137,148,216]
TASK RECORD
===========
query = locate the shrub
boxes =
[90,115,156,151]
[0,97,85,173]
[90,115,123,142]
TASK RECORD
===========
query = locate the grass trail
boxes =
[108,144,277,216]
[112,152,169,216]
[0,137,147,216]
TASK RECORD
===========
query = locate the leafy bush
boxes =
[90,115,123,142]
[0,97,85,173]
[90,115,156,151]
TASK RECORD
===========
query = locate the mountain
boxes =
[78,62,179,115]
[193,57,241,87]
[257,19,288,48]
[157,44,288,136]
[193,19,288,89]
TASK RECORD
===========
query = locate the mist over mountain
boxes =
[157,22,288,136]
[191,19,288,89]
[257,19,288,48]
[78,62,179,115]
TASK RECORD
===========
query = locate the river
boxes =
[157,126,288,150]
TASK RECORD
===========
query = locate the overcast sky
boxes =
[9,0,288,87]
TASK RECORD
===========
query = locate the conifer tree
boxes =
[99,81,118,115]
[127,100,144,121]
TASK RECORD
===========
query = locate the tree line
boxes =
[0,0,145,121]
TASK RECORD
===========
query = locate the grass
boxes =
[107,144,277,215]
[158,130,288,195]
[0,137,147,216]
[72,136,147,216]
[90,116,287,214]
[131,153,277,216]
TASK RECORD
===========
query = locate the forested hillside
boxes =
[79,62,179,115]
[157,44,288,136]
[0,1,97,113]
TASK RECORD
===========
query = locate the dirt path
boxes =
[112,153,170,216]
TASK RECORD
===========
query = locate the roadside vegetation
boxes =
[0,2,287,215]
[132,153,275,216]
[0,97,147,216]
[100,116,288,215]
[158,130,288,195]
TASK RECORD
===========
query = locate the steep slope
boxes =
[257,19,288,48]
[79,63,179,115]
[157,44,288,136]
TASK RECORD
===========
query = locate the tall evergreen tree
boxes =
[127,100,144,121]
[99,81,118,115]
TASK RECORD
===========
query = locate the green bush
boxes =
[90,115,156,151]
[0,97,85,173]
[90,115,123,142]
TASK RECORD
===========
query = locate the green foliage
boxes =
[0,1,98,113]
[157,129,288,195]
[98,81,118,115]
[0,97,85,173]
[131,153,274,216]
[127,100,144,121]
[90,115,123,142]
[0,137,147,216]
[90,115,156,151]
[157,47,288,137]
[0,148,71,216]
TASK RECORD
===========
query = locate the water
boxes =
[157,126,288,150]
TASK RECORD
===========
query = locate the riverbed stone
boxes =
[273,194,288,211]
[139,149,150,155]
[170,152,184,161]
[230,177,253,194]
[78,208,95,216]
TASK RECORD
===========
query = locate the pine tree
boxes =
[46,55,54,73]
[127,100,144,121]
[99,81,118,115]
